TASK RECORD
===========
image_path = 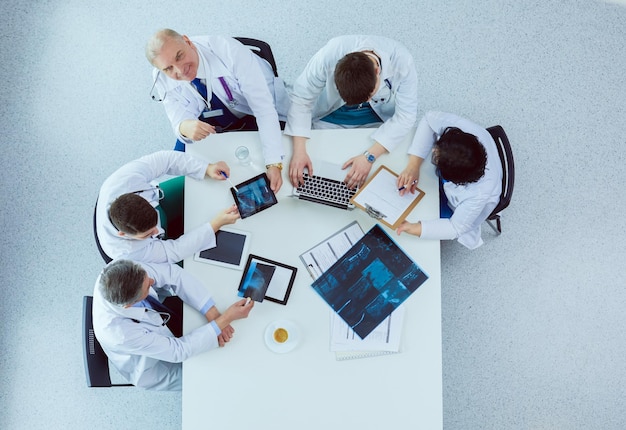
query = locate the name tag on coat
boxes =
[202,109,224,119]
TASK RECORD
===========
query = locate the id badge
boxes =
[202,109,224,119]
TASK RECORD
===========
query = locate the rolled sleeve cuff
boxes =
[209,320,221,336]
[200,298,216,315]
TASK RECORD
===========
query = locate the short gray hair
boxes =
[145,28,184,65]
[99,260,146,306]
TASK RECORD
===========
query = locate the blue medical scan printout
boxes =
[311,224,429,339]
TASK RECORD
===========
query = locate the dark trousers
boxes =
[162,296,184,338]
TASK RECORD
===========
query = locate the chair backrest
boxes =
[93,200,112,264]
[486,125,515,218]
[82,296,112,387]
[234,37,279,77]
[82,296,132,387]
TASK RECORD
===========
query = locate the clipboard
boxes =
[350,165,425,229]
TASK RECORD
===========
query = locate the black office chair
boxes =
[485,125,515,234]
[234,37,279,77]
[82,296,132,387]
[93,200,112,264]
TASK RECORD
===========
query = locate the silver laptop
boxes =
[292,159,356,210]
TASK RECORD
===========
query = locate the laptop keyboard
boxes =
[296,173,356,208]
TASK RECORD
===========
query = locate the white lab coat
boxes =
[409,112,503,249]
[95,151,217,263]
[285,35,419,152]
[92,261,220,391]
[153,35,290,165]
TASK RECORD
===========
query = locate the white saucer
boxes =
[264,320,299,354]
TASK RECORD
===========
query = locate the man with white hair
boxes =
[146,29,289,192]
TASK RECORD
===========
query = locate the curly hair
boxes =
[433,127,487,185]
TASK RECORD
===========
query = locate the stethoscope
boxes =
[191,55,239,111]
[130,307,171,326]
[132,185,164,201]
[150,50,239,111]
[107,186,165,238]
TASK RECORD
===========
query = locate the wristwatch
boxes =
[363,151,376,163]
[265,162,283,171]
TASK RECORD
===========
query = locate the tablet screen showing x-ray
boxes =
[231,173,278,219]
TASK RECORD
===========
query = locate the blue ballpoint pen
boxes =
[220,171,238,193]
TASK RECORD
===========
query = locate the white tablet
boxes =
[193,228,251,270]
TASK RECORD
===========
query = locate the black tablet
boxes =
[237,254,297,305]
[231,173,278,219]
[193,228,251,270]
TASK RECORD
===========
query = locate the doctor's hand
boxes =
[205,307,236,347]
[179,119,217,141]
[206,161,230,179]
[266,166,283,193]
[342,155,373,189]
[396,220,423,237]
[210,204,240,232]
[289,137,313,187]
[215,299,254,333]
[217,325,235,347]
[398,155,423,196]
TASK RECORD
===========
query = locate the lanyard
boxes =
[218,77,237,108]
[194,48,237,109]
[192,76,238,110]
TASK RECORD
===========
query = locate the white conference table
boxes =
[182,129,442,430]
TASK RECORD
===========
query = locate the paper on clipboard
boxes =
[350,165,425,229]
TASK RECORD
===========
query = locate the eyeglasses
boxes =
[150,71,164,102]
[133,186,164,201]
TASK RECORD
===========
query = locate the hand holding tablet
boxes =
[230,173,278,219]
[237,255,297,305]
[194,228,251,270]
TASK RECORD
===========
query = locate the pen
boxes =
[398,180,417,192]
[220,171,238,193]
[306,264,318,280]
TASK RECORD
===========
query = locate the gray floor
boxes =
[1,1,624,429]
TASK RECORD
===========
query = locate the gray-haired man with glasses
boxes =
[93,259,254,390]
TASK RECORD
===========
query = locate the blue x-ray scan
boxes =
[312,224,429,339]
[231,173,277,219]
